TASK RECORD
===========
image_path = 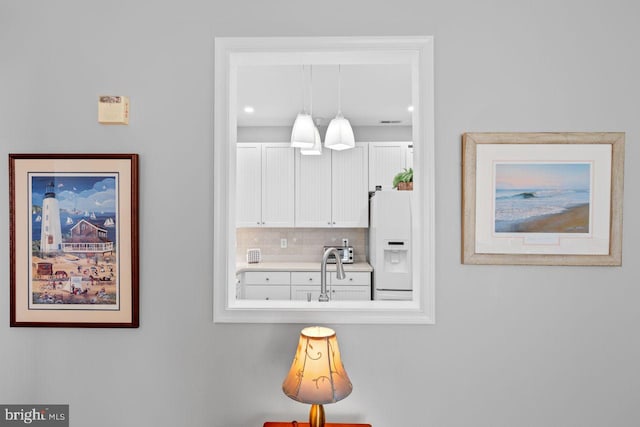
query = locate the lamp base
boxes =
[309,403,325,427]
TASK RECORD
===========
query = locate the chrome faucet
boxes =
[320,247,346,302]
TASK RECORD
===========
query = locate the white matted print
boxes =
[476,144,610,254]
[462,133,624,266]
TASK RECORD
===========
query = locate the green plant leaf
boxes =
[392,167,413,188]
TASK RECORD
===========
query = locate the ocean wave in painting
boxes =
[494,189,590,232]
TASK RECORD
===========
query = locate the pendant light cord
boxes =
[301,64,307,114]
[337,64,342,115]
[310,65,313,117]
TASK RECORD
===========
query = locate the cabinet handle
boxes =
[308,278,313,281]
[327,222,331,225]
[333,222,336,224]
[349,277,353,281]
[265,297,269,300]
[265,277,269,281]
[256,221,260,224]
[262,222,265,224]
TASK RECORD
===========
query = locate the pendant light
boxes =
[291,65,316,148]
[324,64,355,151]
[301,66,323,156]
[300,125,323,155]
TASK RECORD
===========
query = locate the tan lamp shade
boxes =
[282,326,353,404]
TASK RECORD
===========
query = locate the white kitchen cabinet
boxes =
[242,271,291,284]
[331,144,369,227]
[236,144,262,226]
[295,143,368,228]
[291,286,322,302]
[291,271,371,301]
[368,141,413,191]
[290,271,322,285]
[244,285,291,300]
[294,150,332,227]
[329,271,371,285]
[290,272,323,301]
[330,271,371,301]
[239,271,291,300]
[291,285,369,301]
[237,143,294,227]
[406,144,414,170]
[329,286,370,301]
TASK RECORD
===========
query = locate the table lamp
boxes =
[282,326,353,427]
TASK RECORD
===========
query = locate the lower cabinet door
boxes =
[291,286,322,302]
[331,286,371,301]
[292,285,371,301]
[243,285,291,301]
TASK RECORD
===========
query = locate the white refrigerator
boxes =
[368,191,412,300]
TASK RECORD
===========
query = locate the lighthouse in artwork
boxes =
[40,182,62,253]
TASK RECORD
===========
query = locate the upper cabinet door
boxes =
[236,143,262,227]
[262,144,295,227]
[331,143,369,227]
[406,144,414,170]
[240,142,407,229]
[368,141,412,191]
[295,150,332,227]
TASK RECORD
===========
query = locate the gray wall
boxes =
[1,1,638,426]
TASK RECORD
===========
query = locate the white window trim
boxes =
[213,36,436,324]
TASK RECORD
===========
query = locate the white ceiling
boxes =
[236,64,413,127]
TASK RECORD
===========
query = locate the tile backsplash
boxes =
[236,228,367,263]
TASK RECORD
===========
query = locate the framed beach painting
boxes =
[9,154,139,327]
[462,133,624,265]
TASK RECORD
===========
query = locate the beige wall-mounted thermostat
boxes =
[98,95,129,125]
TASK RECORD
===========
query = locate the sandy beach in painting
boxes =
[31,253,117,305]
[499,203,589,233]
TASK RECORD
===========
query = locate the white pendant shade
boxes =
[300,126,323,155]
[290,113,316,148]
[324,113,355,151]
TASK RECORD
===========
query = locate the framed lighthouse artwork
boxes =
[9,154,139,327]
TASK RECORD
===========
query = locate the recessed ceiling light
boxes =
[407,105,414,112]
[243,106,255,113]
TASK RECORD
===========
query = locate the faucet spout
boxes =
[320,247,346,302]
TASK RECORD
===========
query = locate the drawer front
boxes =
[243,271,290,285]
[290,272,322,285]
[330,271,370,286]
[331,286,371,301]
[292,285,371,301]
[291,286,322,302]
[244,285,291,300]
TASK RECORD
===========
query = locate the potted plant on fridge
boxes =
[392,167,413,191]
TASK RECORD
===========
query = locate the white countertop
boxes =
[236,261,373,274]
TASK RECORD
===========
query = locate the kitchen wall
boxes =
[1,1,639,427]
[237,228,367,263]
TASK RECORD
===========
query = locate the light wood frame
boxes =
[462,132,624,266]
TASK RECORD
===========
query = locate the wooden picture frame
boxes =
[462,133,624,265]
[9,154,139,327]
